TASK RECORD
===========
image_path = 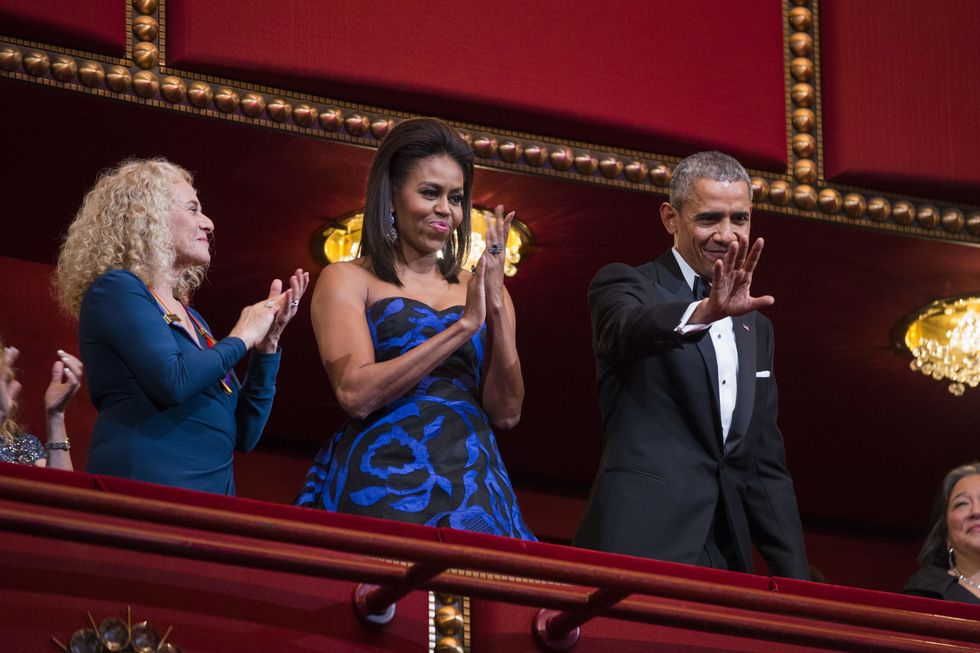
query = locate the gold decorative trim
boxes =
[429,592,469,653]
[1,0,978,245]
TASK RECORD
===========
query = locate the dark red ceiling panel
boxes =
[166,0,788,171]
[821,0,980,203]
[0,0,125,57]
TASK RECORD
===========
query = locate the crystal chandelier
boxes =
[311,207,533,276]
[902,296,980,396]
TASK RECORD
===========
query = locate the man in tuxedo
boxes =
[573,151,809,579]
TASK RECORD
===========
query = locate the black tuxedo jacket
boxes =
[573,251,809,579]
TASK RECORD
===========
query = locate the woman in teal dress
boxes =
[296,118,534,540]
[54,158,308,495]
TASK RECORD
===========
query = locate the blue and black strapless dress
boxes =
[296,297,535,541]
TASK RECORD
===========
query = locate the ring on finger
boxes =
[488,243,503,255]
[264,300,275,308]
[290,300,300,307]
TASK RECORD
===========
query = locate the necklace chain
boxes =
[951,566,980,590]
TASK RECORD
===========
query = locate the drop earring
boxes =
[385,210,398,243]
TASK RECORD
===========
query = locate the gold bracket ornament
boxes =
[51,607,180,653]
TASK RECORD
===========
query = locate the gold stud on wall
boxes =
[344,114,370,136]
[318,108,344,131]
[892,201,916,226]
[599,156,624,179]
[769,180,791,206]
[649,162,672,187]
[549,147,574,171]
[915,205,939,229]
[498,141,524,163]
[23,51,50,77]
[132,41,158,69]
[942,208,965,233]
[625,160,648,182]
[793,184,817,209]
[791,83,815,108]
[523,145,549,167]
[133,0,158,15]
[187,81,214,108]
[791,133,816,159]
[788,6,813,31]
[0,45,21,72]
[792,108,815,133]
[50,55,77,83]
[132,70,159,98]
[78,60,105,87]
[240,92,266,118]
[790,57,814,82]
[160,76,187,103]
[789,32,813,57]
[573,153,598,175]
[843,193,866,219]
[292,102,319,127]
[435,606,463,636]
[966,213,980,236]
[750,177,770,202]
[105,65,132,93]
[369,118,392,138]
[793,159,817,184]
[267,97,293,122]
[133,15,159,41]
[867,197,891,222]
[214,86,241,113]
[818,188,842,214]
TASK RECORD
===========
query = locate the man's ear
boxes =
[660,201,679,235]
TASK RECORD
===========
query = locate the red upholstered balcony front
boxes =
[3,463,980,652]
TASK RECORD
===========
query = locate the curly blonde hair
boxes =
[0,332,22,445]
[54,157,206,316]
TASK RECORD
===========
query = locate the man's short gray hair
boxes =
[669,151,752,210]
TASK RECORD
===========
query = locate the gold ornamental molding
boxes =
[0,0,978,244]
[429,592,469,653]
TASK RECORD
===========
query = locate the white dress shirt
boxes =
[670,248,738,442]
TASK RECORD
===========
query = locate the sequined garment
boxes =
[0,432,46,465]
[296,297,535,540]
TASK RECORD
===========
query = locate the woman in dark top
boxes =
[54,157,307,494]
[0,336,82,469]
[903,462,980,605]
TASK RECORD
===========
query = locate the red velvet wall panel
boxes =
[166,0,788,171]
[0,0,125,57]
[821,0,980,203]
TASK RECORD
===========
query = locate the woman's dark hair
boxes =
[918,462,980,568]
[360,117,474,286]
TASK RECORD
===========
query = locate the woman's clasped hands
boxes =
[231,268,310,352]
[461,205,515,334]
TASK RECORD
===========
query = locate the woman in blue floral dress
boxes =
[296,118,533,540]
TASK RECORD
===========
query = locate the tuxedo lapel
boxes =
[653,253,723,452]
[726,312,757,454]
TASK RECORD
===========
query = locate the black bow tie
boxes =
[693,276,711,300]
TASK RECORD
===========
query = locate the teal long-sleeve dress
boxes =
[80,269,280,495]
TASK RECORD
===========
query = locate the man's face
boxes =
[660,178,751,280]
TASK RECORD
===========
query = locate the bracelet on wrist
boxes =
[45,438,70,451]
